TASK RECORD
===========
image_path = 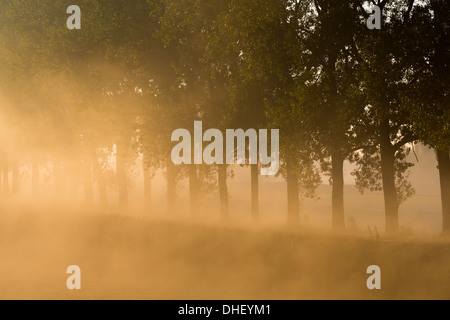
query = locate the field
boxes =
[1,0,448,302]
[1,205,449,300]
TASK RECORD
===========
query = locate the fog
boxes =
[1,208,449,300]
[0,75,447,299]
[0,143,448,299]
[1,0,449,300]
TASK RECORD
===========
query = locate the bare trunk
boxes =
[53,160,63,200]
[251,164,259,220]
[116,143,128,211]
[143,163,152,213]
[12,161,19,195]
[166,156,176,213]
[218,165,229,219]
[91,149,107,207]
[286,161,300,225]
[82,158,93,206]
[32,161,39,196]
[2,157,9,195]
[326,53,345,230]
[331,152,345,229]
[189,165,199,216]
[380,123,399,233]
[437,149,450,234]
[68,161,78,202]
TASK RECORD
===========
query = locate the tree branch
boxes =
[358,2,370,19]
[393,133,418,151]
[379,0,389,10]
[403,0,415,25]
[350,36,367,67]
[314,0,322,16]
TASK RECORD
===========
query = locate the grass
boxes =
[0,207,449,300]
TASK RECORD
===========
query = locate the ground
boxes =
[1,205,449,300]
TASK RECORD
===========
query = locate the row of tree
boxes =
[0,0,448,233]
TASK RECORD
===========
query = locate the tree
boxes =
[208,0,324,224]
[291,0,368,229]
[345,0,422,233]
[400,0,450,234]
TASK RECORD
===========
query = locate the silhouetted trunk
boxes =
[286,161,299,225]
[325,52,346,230]
[116,143,128,211]
[12,161,19,195]
[250,164,259,220]
[32,161,39,195]
[166,156,176,213]
[53,160,63,200]
[91,149,107,207]
[143,163,152,213]
[82,159,93,206]
[218,165,229,219]
[380,121,399,233]
[331,152,345,229]
[2,158,8,195]
[68,161,78,202]
[437,149,450,234]
[189,165,199,216]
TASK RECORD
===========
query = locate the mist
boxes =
[0,0,449,300]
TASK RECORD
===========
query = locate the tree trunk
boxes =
[2,158,9,195]
[116,143,128,211]
[68,161,78,202]
[82,159,93,206]
[218,165,229,219]
[189,165,199,216]
[91,149,107,207]
[251,164,259,220]
[12,161,19,195]
[166,156,176,213]
[143,163,152,213]
[53,160,63,200]
[286,161,300,225]
[325,52,345,230]
[380,126,399,233]
[331,151,345,229]
[32,161,39,196]
[436,149,450,234]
